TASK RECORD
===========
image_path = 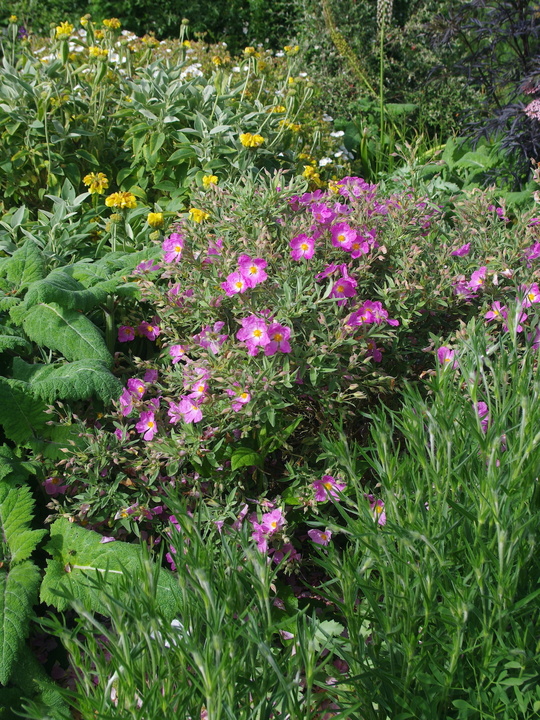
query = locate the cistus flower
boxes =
[136,411,157,441]
[521,282,540,308]
[484,302,508,323]
[147,212,164,228]
[476,402,489,433]
[265,323,292,355]
[366,339,382,362]
[137,322,160,341]
[367,495,386,525]
[162,233,184,263]
[177,397,204,423]
[227,389,251,412]
[331,222,357,251]
[437,346,457,368]
[450,242,471,257]
[43,476,68,496]
[188,208,210,223]
[83,172,109,194]
[330,275,357,306]
[202,174,218,188]
[221,271,248,295]
[239,132,265,148]
[238,254,268,288]
[290,233,316,260]
[193,322,228,354]
[308,528,332,546]
[127,378,146,398]
[118,325,135,342]
[55,21,74,39]
[313,475,346,502]
[169,345,189,363]
[236,315,270,356]
[311,203,336,225]
[105,191,137,209]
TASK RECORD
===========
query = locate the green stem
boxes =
[105,295,116,354]
[378,25,385,176]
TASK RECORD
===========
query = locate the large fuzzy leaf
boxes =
[26,422,83,461]
[10,645,70,718]
[0,324,31,353]
[0,562,41,685]
[20,302,112,366]
[12,358,122,403]
[0,378,48,445]
[22,270,109,313]
[0,485,47,564]
[41,519,181,620]
[5,240,45,290]
[0,446,36,487]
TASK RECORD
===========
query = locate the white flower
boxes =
[299,72,308,77]
[330,130,345,138]
[319,157,332,167]
[322,113,334,122]
[232,66,241,72]
[334,150,343,158]
[275,51,284,57]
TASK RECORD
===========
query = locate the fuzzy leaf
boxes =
[10,645,70,718]
[26,422,83,461]
[12,358,122,403]
[0,325,31,353]
[21,302,112,366]
[5,240,45,290]
[0,378,48,445]
[22,270,108,313]
[41,519,181,619]
[0,562,41,685]
[0,485,47,564]
[0,446,36,487]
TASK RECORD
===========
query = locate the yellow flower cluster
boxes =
[279,120,301,132]
[147,212,164,228]
[211,56,223,66]
[88,46,108,60]
[56,21,74,39]
[202,174,218,188]
[244,46,257,56]
[142,34,159,47]
[269,105,286,113]
[83,172,109,195]
[80,15,91,27]
[94,29,104,40]
[239,132,265,148]
[103,17,121,30]
[188,208,210,223]
[105,191,137,209]
[284,45,300,55]
[302,165,322,185]
[8,15,17,23]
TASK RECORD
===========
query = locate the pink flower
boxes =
[468,266,487,292]
[521,282,540,308]
[236,315,270,356]
[272,543,301,564]
[136,411,157,441]
[162,233,185,263]
[308,528,332,546]
[524,242,540,263]
[127,378,146,398]
[178,396,203,424]
[119,388,134,416]
[290,233,315,260]
[226,389,251,412]
[366,339,382,362]
[437,346,457,368]
[238,254,268,288]
[221,271,248,296]
[450,243,471,257]
[144,369,158,383]
[193,322,228,354]
[476,402,489,433]
[348,234,371,259]
[485,301,508,322]
[313,475,346,502]
[330,276,357,305]
[331,222,357,251]
[311,203,336,225]
[118,325,135,342]
[188,380,209,400]
[348,301,399,327]
[137,322,160,341]
[167,401,183,424]
[43,476,68,496]
[261,508,285,534]
[169,344,189,364]
[367,495,386,525]
[315,264,338,281]
[265,323,292,356]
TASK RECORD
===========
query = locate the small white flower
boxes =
[319,157,332,167]
[330,130,345,138]
[322,113,334,122]
[232,66,241,72]
[334,150,343,158]
[299,72,308,78]
[275,51,284,57]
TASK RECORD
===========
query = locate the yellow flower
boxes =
[103,17,121,30]
[147,212,164,228]
[8,15,17,23]
[202,174,218,188]
[211,56,222,66]
[279,120,301,132]
[284,45,300,56]
[302,165,322,185]
[105,191,137,209]
[83,172,109,194]
[269,105,286,113]
[328,180,343,195]
[80,15,90,27]
[188,208,210,223]
[56,21,74,39]
[94,29,104,40]
[239,132,265,148]
[88,46,108,60]
[142,34,159,47]
[183,40,191,47]
[244,46,256,56]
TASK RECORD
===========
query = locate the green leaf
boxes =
[22,270,109,312]
[11,645,70,718]
[230,446,263,471]
[0,562,41,685]
[0,485,47,564]
[41,519,181,620]
[12,358,122,403]
[5,240,45,290]
[21,302,112,366]
[0,325,31,353]
[0,378,47,445]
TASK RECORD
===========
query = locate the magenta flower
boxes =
[348,234,371,259]
[476,402,489,433]
[366,339,382,362]
[308,528,332,546]
[238,254,268,288]
[524,242,540,263]
[315,264,338,281]
[118,325,135,342]
[167,401,182,424]
[237,315,270,356]
[521,282,540,308]
[119,388,134,417]
[188,380,209,399]
[450,243,471,257]
[162,233,185,263]
[290,233,316,260]
[330,276,357,305]
[313,475,346,502]
[178,396,203,424]
[348,301,399,327]
[127,378,146,398]
[437,346,457,368]
[43,476,68,496]
[144,369,158,383]
[137,322,160,341]
[367,495,386,525]
[468,266,487,292]
[134,259,161,274]
[331,222,357,251]
[193,322,228,354]
[136,411,157,441]
[226,388,251,412]
[265,323,292,356]
[272,543,301,564]
[261,508,286,534]
[484,301,508,322]
[169,344,189,364]
[221,271,248,296]
[311,203,336,225]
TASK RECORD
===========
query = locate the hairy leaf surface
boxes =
[0,485,47,564]
[0,378,47,445]
[5,240,45,290]
[0,325,31,353]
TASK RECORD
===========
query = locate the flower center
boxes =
[337,234,345,243]
[147,421,154,428]
[235,281,243,289]
[273,332,283,342]
[300,243,309,251]
[336,284,344,293]
[253,329,262,338]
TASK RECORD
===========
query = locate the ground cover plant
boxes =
[0,7,540,720]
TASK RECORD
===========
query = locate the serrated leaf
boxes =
[41,519,181,619]
[12,358,122,403]
[0,445,35,487]
[0,378,48,445]
[11,645,70,718]
[0,486,47,563]
[5,240,45,290]
[0,325,31,353]
[21,302,112,366]
[0,562,41,684]
[22,270,108,312]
